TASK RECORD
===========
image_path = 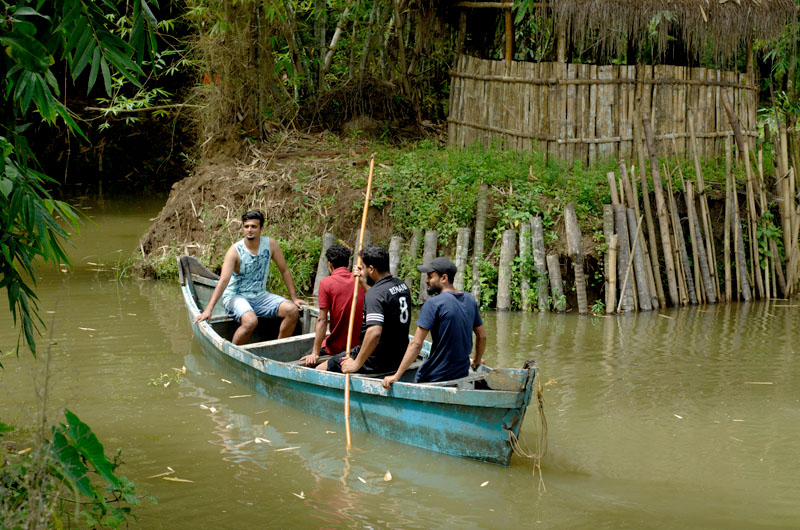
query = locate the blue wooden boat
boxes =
[178,256,538,465]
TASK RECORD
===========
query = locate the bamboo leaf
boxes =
[88,47,101,92]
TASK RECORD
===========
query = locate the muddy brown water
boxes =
[1,199,799,529]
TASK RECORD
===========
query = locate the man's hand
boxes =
[193,309,212,324]
[381,374,399,390]
[292,298,308,308]
[339,356,361,374]
[300,352,319,367]
[470,357,485,370]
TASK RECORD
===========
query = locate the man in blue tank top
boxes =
[194,210,306,344]
[381,256,486,388]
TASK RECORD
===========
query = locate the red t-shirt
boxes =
[318,267,365,354]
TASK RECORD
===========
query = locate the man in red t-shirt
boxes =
[301,244,365,366]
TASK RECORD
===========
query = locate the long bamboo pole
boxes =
[344,154,375,447]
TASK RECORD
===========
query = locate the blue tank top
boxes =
[222,236,271,304]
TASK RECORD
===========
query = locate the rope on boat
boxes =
[508,372,548,492]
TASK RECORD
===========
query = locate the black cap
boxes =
[418,257,457,280]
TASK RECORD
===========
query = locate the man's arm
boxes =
[270,238,306,307]
[340,325,381,373]
[382,326,429,389]
[300,308,328,366]
[471,324,487,370]
[193,246,238,323]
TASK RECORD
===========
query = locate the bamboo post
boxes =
[617,214,644,313]
[688,113,720,299]
[344,154,376,448]
[627,208,652,311]
[724,136,732,302]
[419,230,438,303]
[313,232,336,297]
[497,230,516,310]
[404,228,422,293]
[687,182,717,303]
[607,234,618,314]
[732,181,753,302]
[546,254,565,312]
[667,178,696,305]
[602,205,614,310]
[722,95,764,299]
[642,115,680,306]
[613,205,635,312]
[504,8,513,62]
[607,171,620,206]
[519,221,531,311]
[454,227,470,291]
[683,180,703,303]
[565,203,588,314]
[471,183,488,302]
[388,235,403,278]
[531,216,550,311]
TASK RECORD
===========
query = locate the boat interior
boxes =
[179,256,518,389]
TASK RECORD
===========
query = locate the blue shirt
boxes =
[414,291,482,383]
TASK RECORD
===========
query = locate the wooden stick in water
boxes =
[344,154,376,447]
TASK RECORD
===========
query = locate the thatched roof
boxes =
[553,0,798,60]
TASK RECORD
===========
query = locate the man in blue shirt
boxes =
[381,256,486,389]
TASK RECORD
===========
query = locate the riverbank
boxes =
[133,131,735,309]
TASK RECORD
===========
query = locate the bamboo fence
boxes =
[447,55,758,165]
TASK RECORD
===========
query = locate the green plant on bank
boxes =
[590,299,605,315]
[1,410,153,529]
[1,1,159,525]
[756,210,783,269]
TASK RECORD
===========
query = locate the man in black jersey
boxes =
[320,245,412,375]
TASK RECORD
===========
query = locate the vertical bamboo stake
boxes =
[531,217,550,311]
[471,183,488,302]
[546,254,565,312]
[642,116,680,306]
[419,230,438,303]
[613,205,635,312]
[683,180,703,302]
[607,171,620,205]
[724,136,732,302]
[404,228,422,291]
[722,95,764,299]
[345,154,376,448]
[617,214,644,313]
[565,203,588,314]
[688,113,720,299]
[602,205,614,310]
[497,230,516,310]
[454,228,470,291]
[627,208,652,311]
[629,165,658,308]
[687,182,717,303]
[519,221,531,311]
[732,180,753,301]
[667,177,696,305]
[607,234,618,313]
[389,235,404,278]
[504,8,513,62]
[314,232,336,297]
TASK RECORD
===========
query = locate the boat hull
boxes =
[180,257,536,465]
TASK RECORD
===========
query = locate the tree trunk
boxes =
[565,203,588,314]
[613,205,635,312]
[389,235,404,278]
[519,221,531,311]
[546,254,565,312]
[313,232,336,297]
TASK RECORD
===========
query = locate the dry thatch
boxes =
[552,0,797,61]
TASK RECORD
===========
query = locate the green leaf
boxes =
[12,7,50,20]
[88,47,101,91]
[63,409,121,489]
[0,421,14,434]
[0,178,12,198]
[100,56,111,95]
[1,34,53,73]
[50,429,94,498]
